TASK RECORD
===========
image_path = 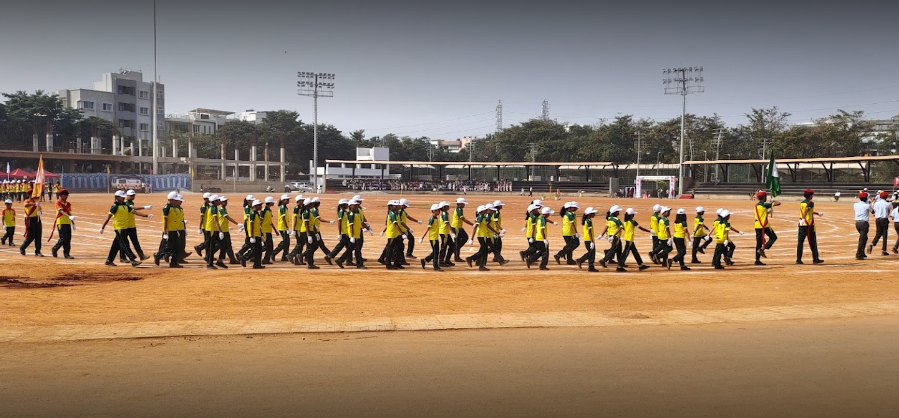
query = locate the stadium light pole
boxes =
[663,66,704,197]
[297,72,335,190]
[151,0,158,176]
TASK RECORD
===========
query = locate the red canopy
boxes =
[42,170,60,179]
[7,168,33,179]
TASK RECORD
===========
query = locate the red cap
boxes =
[804,189,814,194]
[59,189,69,195]
[859,192,868,198]
[756,191,767,198]
[880,191,888,198]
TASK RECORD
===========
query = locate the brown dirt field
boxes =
[1,191,896,331]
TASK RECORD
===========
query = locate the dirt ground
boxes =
[1,191,897,329]
[1,317,898,417]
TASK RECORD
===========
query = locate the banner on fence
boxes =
[61,173,191,192]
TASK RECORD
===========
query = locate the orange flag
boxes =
[32,154,45,199]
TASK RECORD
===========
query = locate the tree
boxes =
[1,90,76,151]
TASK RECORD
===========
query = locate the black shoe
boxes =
[170,264,183,268]
[308,265,320,269]
[499,259,510,266]
[882,251,890,256]
[139,254,150,261]
[64,255,75,259]
[230,259,241,265]
[757,249,767,259]
[395,265,405,269]
[421,259,427,270]
[680,266,691,271]
[479,266,489,271]
[19,248,25,256]
[240,257,247,267]
[526,259,532,269]
[638,265,650,271]
[336,259,345,269]
[253,265,265,269]
[216,261,228,269]
[714,265,725,270]
[867,244,873,255]
[599,259,607,268]
[616,267,627,272]
[466,258,473,268]
[356,265,367,269]
[588,267,600,272]
[454,258,465,263]
[434,267,443,271]
[539,266,550,270]
[691,259,702,264]
[324,255,333,265]
[131,260,142,267]
[406,254,417,259]
[182,251,193,259]
[519,251,526,262]
[795,260,804,265]
[577,260,584,270]
[153,253,161,266]
[554,254,561,265]
[813,259,825,264]
[698,247,705,254]
[105,260,117,267]
[667,259,672,270]
[893,248,898,254]
[52,249,58,258]
[755,261,766,266]
[206,265,218,270]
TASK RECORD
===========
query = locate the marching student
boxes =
[670,208,691,270]
[653,207,673,270]
[490,200,507,263]
[575,206,599,272]
[215,196,242,267]
[204,195,225,270]
[620,207,651,271]
[305,196,334,267]
[520,203,541,262]
[466,204,503,271]
[99,190,145,267]
[236,194,255,261]
[272,194,292,262]
[194,192,212,257]
[691,206,713,264]
[754,190,781,266]
[382,200,405,269]
[399,198,423,259]
[239,199,265,269]
[438,201,455,267]
[288,196,310,265]
[648,204,662,264]
[712,210,733,270]
[326,199,350,265]
[854,191,874,260]
[154,193,186,268]
[598,205,626,272]
[891,198,899,254]
[451,198,474,262]
[261,196,276,264]
[351,194,372,265]
[797,189,825,264]
[121,190,153,262]
[335,199,366,269]
[555,201,580,265]
[419,203,444,271]
[20,189,44,257]
[51,189,75,259]
[869,191,891,256]
[2,198,16,246]
[526,206,553,270]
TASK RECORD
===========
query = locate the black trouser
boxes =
[576,240,596,267]
[725,241,736,260]
[107,229,135,262]
[797,226,819,262]
[247,237,263,267]
[621,240,644,266]
[603,236,624,267]
[314,232,331,256]
[305,234,320,266]
[405,230,415,256]
[423,239,441,269]
[290,232,308,260]
[2,226,14,245]
[122,227,144,259]
[205,232,220,266]
[218,232,236,262]
[856,221,869,258]
[453,228,468,261]
[263,232,274,262]
[556,235,579,262]
[157,230,184,266]
[337,237,363,268]
[238,235,251,258]
[195,230,209,255]
[440,234,454,264]
[755,227,777,261]
[691,235,712,261]
[273,230,290,260]
[469,237,492,266]
[655,238,672,265]
[672,237,686,267]
[650,236,660,263]
[385,238,403,268]
[52,224,72,256]
[329,234,348,259]
[522,238,538,260]
[20,220,41,254]
[871,218,889,252]
[492,236,504,260]
[527,241,549,267]
[713,243,726,267]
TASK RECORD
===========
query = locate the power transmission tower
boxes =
[663,66,705,196]
[496,100,503,134]
[712,128,724,182]
[541,100,549,121]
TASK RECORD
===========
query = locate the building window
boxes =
[118,103,136,112]
[140,123,149,131]
[193,125,200,133]
[102,103,113,111]
[118,119,134,128]
[139,107,149,115]
[116,85,135,96]
[139,91,149,99]
[78,101,95,110]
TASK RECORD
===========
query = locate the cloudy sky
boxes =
[2,0,897,139]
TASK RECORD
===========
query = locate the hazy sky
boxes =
[2,0,898,140]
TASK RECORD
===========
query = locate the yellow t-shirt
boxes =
[204,206,218,231]
[715,219,730,244]
[475,214,491,238]
[451,207,464,229]
[311,208,322,232]
[650,213,660,235]
[673,221,686,239]
[248,211,261,238]
[754,203,772,229]
[623,219,638,242]
[656,217,671,240]
[583,218,594,241]
[126,200,137,229]
[693,216,706,238]
[427,215,440,241]
[277,205,289,231]
[261,207,273,234]
[218,207,230,233]
[800,200,814,226]
[606,217,623,237]
[534,216,548,241]
[385,211,401,239]
[2,208,15,227]
[439,211,450,235]
[348,209,363,239]
[561,212,576,236]
[109,203,132,231]
[55,201,72,226]
[337,209,348,235]
[163,204,185,232]
[298,209,310,233]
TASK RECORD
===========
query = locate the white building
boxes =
[428,136,474,153]
[165,108,235,136]
[238,109,270,124]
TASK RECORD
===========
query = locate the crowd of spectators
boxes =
[341,179,514,193]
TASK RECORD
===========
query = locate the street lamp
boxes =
[297,71,335,191]
[656,151,661,176]
[663,66,705,196]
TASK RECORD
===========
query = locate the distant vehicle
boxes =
[112,177,143,190]
[286,181,313,192]
[199,185,222,193]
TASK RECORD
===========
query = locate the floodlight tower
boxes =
[496,100,503,134]
[663,66,704,196]
[541,100,549,121]
[297,72,335,189]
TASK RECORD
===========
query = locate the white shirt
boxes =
[873,199,891,219]
[854,201,873,221]
[892,205,899,222]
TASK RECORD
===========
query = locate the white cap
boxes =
[456,198,467,204]
[210,194,220,201]
[720,209,731,217]
[352,194,363,201]
[676,208,686,215]
[203,192,212,199]
[570,201,580,209]
[264,196,275,204]
[338,198,348,205]
[493,200,504,207]
[696,206,705,213]
[295,195,304,202]
[439,201,449,208]
[114,190,126,198]
[527,204,538,212]
[245,194,255,201]
[126,189,136,196]
[387,200,395,206]
[563,201,573,208]
[609,205,621,213]
[4,199,12,204]
[174,195,184,202]
[311,196,320,203]
[303,198,312,206]
[584,207,598,215]
[252,199,262,206]
[541,206,554,215]
[399,198,409,206]
[430,203,440,211]
[167,191,178,199]
[280,194,290,201]
[652,204,661,212]
[484,203,495,211]
[532,199,543,207]
[476,205,485,213]
[348,199,360,205]
[220,196,229,202]
[715,208,723,215]
[660,206,671,213]
[626,208,638,215]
